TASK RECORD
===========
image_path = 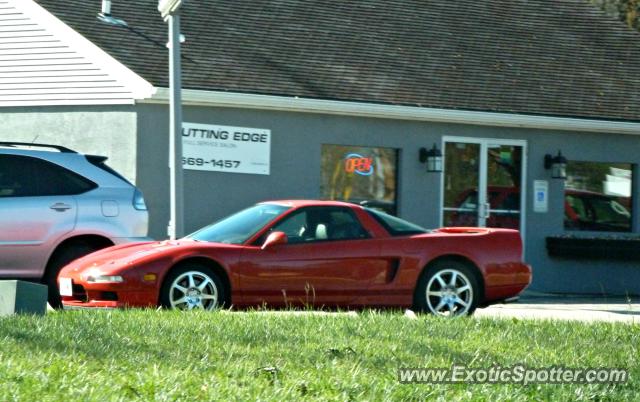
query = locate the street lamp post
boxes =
[158,0,184,239]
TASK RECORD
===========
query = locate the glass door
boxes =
[442,138,526,233]
[442,142,481,227]
[485,143,523,230]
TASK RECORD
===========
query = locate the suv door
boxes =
[0,155,93,277]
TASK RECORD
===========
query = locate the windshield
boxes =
[188,204,290,244]
[365,208,428,236]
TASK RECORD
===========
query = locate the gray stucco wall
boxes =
[135,103,640,296]
[136,103,442,238]
[0,106,138,183]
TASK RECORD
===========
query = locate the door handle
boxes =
[50,202,72,212]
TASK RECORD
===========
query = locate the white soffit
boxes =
[147,88,640,136]
[0,0,154,107]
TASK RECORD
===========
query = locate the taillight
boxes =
[133,188,147,211]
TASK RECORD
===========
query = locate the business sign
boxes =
[320,144,398,214]
[182,122,270,175]
[344,154,374,176]
[533,180,548,213]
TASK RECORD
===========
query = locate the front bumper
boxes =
[62,301,120,310]
[59,276,158,309]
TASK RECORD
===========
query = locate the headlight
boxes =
[86,275,124,283]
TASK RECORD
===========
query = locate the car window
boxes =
[271,210,308,243]
[0,154,96,197]
[85,155,131,184]
[365,208,428,236]
[325,209,369,240]
[266,207,369,244]
[189,204,290,244]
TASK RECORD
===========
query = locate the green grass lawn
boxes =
[0,310,637,401]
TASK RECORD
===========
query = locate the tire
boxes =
[414,260,480,317]
[159,264,226,311]
[45,242,100,308]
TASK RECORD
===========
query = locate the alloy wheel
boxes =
[425,268,473,317]
[168,271,219,310]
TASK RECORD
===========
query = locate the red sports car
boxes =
[58,200,531,316]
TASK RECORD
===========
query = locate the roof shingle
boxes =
[35,0,640,121]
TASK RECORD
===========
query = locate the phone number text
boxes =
[182,158,241,168]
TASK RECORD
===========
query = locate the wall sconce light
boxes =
[544,150,567,179]
[419,143,443,172]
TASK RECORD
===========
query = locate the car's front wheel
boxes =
[160,265,225,311]
[415,260,480,317]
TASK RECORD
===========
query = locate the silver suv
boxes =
[0,142,150,306]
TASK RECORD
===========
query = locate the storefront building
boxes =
[2,1,640,294]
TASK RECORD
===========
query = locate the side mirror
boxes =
[261,231,288,250]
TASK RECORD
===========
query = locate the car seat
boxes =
[315,223,328,240]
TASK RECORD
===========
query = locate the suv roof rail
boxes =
[0,142,76,153]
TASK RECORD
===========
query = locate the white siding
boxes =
[0,0,153,106]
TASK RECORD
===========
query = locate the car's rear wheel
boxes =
[160,265,225,311]
[415,260,480,317]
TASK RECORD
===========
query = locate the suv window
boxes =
[86,155,131,184]
[0,154,96,197]
[264,207,369,244]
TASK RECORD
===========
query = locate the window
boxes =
[271,211,308,243]
[86,155,130,184]
[267,207,369,244]
[189,203,290,244]
[0,155,96,197]
[564,161,633,232]
[320,144,398,215]
[365,208,428,237]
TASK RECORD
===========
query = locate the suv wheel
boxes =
[45,242,101,308]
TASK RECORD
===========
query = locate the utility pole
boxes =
[158,0,184,239]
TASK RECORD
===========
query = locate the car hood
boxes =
[60,239,238,275]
